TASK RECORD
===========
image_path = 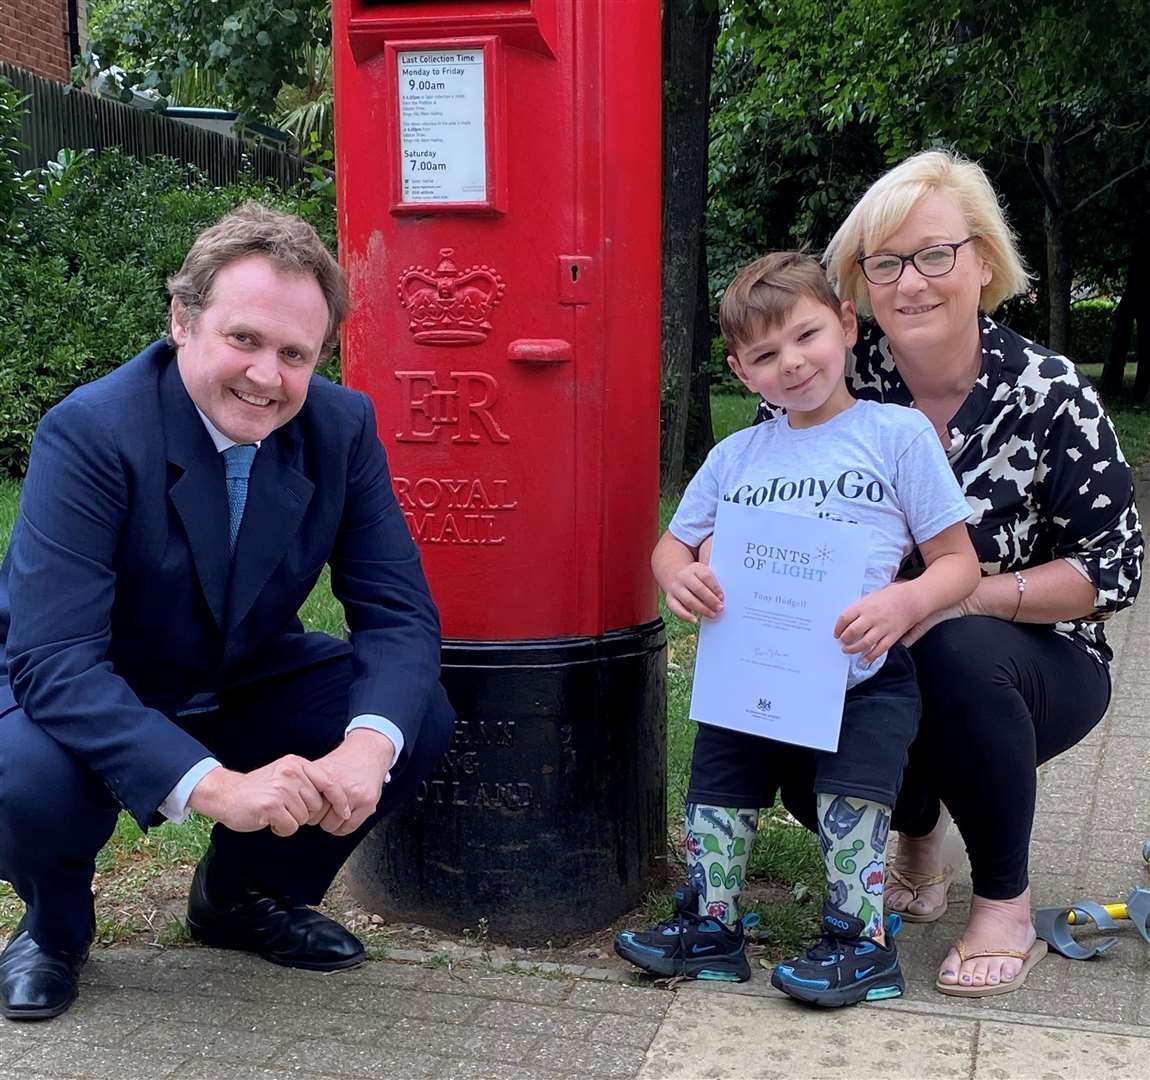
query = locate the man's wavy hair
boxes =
[167,202,349,359]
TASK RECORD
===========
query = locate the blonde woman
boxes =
[763,150,1142,996]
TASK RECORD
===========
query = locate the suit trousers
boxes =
[0,653,454,956]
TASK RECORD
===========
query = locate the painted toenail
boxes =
[961,975,971,983]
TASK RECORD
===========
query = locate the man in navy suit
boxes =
[0,204,453,1020]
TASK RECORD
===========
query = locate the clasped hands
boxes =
[188,728,394,838]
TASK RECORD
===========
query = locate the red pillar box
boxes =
[335,0,665,943]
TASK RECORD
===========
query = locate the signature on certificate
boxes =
[753,646,791,661]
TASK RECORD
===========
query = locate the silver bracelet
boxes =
[1010,570,1027,621]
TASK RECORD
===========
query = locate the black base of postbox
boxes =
[345,619,667,946]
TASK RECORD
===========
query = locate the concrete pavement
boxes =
[0,947,672,1079]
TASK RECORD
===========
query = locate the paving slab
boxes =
[527,1035,650,1078]
[972,1021,1149,1080]
[168,1066,331,1080]
[564,982,675,1018]
[638,987,1150,1080]
[267,1038,441,1079]
[119,1020,291,1065]
[0,946,672,1080]
[2,1040,188,1079]
[638,991,978,1080]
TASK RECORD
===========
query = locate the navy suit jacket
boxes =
[0,341,442,829]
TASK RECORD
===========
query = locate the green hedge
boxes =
[1066,298,1118,365]
[0,87,336,477]
[995,295,1120,365]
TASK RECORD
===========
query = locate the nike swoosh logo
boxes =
[690,944,717,955]
[855,965,876,980]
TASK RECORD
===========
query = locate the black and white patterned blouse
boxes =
[756,315,1143,665]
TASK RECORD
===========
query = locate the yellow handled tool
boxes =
[1066,903,1127,924]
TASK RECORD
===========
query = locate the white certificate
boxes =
[689,501,871,751]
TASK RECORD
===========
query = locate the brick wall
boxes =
[0,0,78,82]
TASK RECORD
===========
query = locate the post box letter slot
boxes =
[507,338,572,364]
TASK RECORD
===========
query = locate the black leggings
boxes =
[784,616,1110,899]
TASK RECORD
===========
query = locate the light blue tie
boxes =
[223,444,258,552]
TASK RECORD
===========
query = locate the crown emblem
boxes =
[397,249,506,346]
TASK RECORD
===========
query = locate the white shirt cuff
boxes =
[160,716,402,823]
[160,758,223,823]
[346,714,404,781]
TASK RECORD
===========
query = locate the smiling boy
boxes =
[615,252,979,1006]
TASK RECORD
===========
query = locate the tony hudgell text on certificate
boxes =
[689,501,870,751]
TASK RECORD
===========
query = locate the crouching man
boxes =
[0,203,453,1020]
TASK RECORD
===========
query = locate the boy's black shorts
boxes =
[686,643,919,811]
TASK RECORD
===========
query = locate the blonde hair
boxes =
[167,202,348,359]
[719,251,842,354]
[825,150,1029,316]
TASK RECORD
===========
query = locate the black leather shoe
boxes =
[0,922,86,1021]
[186,847,366,972]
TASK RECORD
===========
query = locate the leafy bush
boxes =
[1068,297,1118,364]
[994,294,1120,365]
[994,294,1044,344]
[0,78,29,243]
[0,142,336,476]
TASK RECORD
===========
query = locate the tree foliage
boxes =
[73,0,1150,494]
[707,39,887,306]
[85,0,330,123]
[0,78,28,244]
[727,1,1148,157]
[274,44,334,158]
[714,0,1150,357]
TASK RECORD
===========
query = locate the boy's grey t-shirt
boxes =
[670,399,971,687]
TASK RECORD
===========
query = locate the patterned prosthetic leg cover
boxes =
[816,793,891,941]
[685,803,759,927]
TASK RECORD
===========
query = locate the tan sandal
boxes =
[884,864,954,923]
[935,939,1047,997]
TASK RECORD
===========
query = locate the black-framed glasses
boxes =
[857,237,978,285]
